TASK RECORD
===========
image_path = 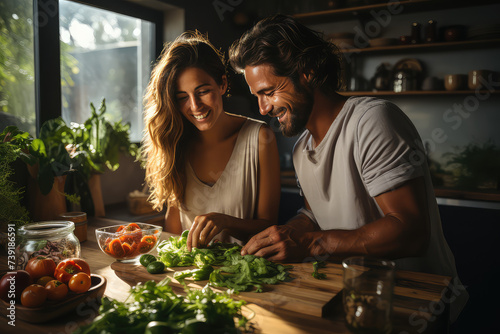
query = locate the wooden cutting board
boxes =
[110,261,344,317]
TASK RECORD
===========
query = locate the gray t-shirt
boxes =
[293,96,456,275]
[293,96,467,321]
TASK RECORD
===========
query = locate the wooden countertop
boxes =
[1,217,452,333]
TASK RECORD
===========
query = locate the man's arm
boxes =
[241,197,320,258]
[242,177,430,262]
[306,177,430,260]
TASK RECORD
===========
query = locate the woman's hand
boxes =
[186,212,231,251]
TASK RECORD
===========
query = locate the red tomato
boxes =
[64,258,91,276]
[54,259,87,283]
[108,238,125,258]
[0,270,33,302]
[119,234,134,245]
[122,242,132,256]
[25,256,56,281]
[129,242,139,257]
[68,273,91,293]
[138,241,153,254]
[124,223,141,232]
[36,275,55,287]
[141,235,157,245]
[21,284,47,308]
[45,280,68,301]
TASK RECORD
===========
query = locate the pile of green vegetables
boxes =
[157,231,293,293]
[74,278,248,334]
[312,260,327,280]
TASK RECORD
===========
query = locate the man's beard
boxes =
[280,84,314,137]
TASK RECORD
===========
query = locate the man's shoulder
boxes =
[346,96,399,116]
[292,129,310,154]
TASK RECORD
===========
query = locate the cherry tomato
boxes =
[119,234,135,245]
[122,242,132,256]
[129,242,139,257]
[138,241,153,254]
[65,258,91,276]
[45,280,68,301]
[141,235,157,245]
[108,238,125,258]
[54,259,89,283]
[36,275,55,287]
[25,256,56,281]
[0,270,32,302]
[68,273,92,293]
[124,223,141,232]
[116,225,126,232]
[21,284,47,308]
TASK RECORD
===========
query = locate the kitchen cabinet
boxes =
[292,0,500,203]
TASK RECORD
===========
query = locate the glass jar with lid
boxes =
[16,221,81,270]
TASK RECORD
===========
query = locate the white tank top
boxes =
[179,117,265,244]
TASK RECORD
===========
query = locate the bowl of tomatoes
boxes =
[95,222,162,262]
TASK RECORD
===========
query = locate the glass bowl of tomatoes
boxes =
[95,223,162,262]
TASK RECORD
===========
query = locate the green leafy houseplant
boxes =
[62,98,138,181]
[444,140,500,191]
[60,99,138,215]
[0,98,138,217]
[0,124,75,195]
[0,125,77,223]
[0,139,32,231]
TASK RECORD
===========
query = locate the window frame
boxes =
[33,0,163,138]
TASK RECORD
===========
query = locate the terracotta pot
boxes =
[88,173,106,217]
[28,175,67,221]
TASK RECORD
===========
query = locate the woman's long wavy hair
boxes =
[143,31,227,210]
[229,14,344,95]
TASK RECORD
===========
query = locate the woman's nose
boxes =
[189,95,202,111]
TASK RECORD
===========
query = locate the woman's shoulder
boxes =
[226,113,267,132]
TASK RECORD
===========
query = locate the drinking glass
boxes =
[342,256,396,334]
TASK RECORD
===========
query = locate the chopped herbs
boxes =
[74,278,247,334]
[157,233,293,292]
[312,261,327,280]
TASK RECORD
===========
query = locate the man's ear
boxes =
[300,71,313,86]
[300,71,314,87]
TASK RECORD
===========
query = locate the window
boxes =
[0,0,36,135]
[0,0,162,142]
[59,0,156,142]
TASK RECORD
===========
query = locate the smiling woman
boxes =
[142,31,281,248]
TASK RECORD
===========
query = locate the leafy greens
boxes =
[74,278,247,334]
[158,232,293,293]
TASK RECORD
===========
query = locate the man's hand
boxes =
[241,225,310,262]
[186,213,229,251]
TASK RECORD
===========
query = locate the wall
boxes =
[101,154,146,205]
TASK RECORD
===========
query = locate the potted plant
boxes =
[0,98,138,220]
[444,140,500,191]
[0,137,32,248]
[0,125,76,221]
[60,98,139,216]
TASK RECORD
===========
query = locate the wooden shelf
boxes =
[339,38,500,55]
[340,90,500,96]
[435,188,500,202]
[294,0,495,24]
[294,0,434,23]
